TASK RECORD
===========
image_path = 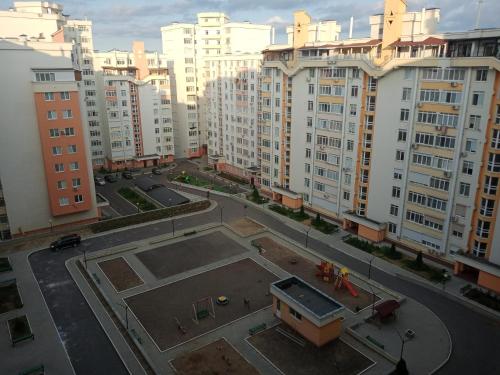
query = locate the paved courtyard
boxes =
[135,231,247,279]
[125,258,278,350]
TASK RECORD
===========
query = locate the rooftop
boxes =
[272,276,343,318]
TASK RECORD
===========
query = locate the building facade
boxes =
[259,0,500,292]
[0,38,98,238]
[161,13,273,159]
[204,53,262,182]
[93,42,174,170]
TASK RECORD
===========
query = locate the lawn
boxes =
[175,174,235,193]
[269,204,310,222]
[117,187,157,211]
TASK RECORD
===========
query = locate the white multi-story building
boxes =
[93,42,174,169]
[260,1,500,293]
[204,53,262,182]
[0,1,107,168]
[161,13,273,159]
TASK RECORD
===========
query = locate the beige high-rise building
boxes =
[259,0,500,293]
[161,13,273,159]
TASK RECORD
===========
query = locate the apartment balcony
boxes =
[299,52,375,65]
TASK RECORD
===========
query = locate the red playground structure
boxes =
[334,267,359,297]
[316,261,335,283]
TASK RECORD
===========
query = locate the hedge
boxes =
[90,200,210,233]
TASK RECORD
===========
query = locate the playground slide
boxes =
[342,278,359,297]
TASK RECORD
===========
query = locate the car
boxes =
[122,171,133,179]
[104,174,118,183]
[94,176,105,186]
[152,167,162,175]
[50,234,81,251]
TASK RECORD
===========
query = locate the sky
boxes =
[1,0,499,52]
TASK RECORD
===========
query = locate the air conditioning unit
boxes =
[444,171,452,178]
[411,143,418,149]
[450,82,458,87]
[460,151,468,157]
[417,102,423,108]
[452,105,460,110]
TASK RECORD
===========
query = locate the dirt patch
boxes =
[125,258,278,351]
[228,217,265,237]
[171,338,259,375]
[136,231,247,279]
[248,324,373,375]
[98,257,143,292]
[0,281,23,314]
[254,236,379,311]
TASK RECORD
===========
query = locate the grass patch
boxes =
[343,236,447,283]
[0,257,12,273]
[269,204,310,222]
[464,288,500,312]
[175,174,235,194]
[247,187,269,204]
[8,315,33,344]
[118,187,157,211]
[0,281,23,314]
[311,215,339,234]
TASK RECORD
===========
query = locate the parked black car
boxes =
[104,174,118,183]
[122,171,133,179]
[152,167,162,175]
[50,234,81,251]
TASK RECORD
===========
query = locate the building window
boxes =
[49,128,59,137]
[452,230,463,238]
[72,178,81,188]
[350,104,357,116]
[390,204,399,216]
[396,150,405,161]
[402,87,411,101]
[54,163,64,172]
[47,111,57,120]
[392,186,401,198]
[308,84,314,94]
[476,69,488,81]
[397,129,407,142]
[343,191,350,200]
[289,307,302,320]
[63,110,73,119]
[388,222,397,234]
[64,127,75,136]
[472,91,484,106]
[465,139,477,153]
[462,161,473,175]
[35,72,55,82]
[52,146,62,156]
[400,109,410,122]
[393,169,403,180]
[74,194,84,203]
[69,162,79,171]
[59,197,69,206]
[44,92,54,101]
[57,180,67,190]
[468,115,481,130]
[67,145,77,154]
[307,101,313,111]
[459,182,470,197]
[351,85,358,97]
[60,92,70,100]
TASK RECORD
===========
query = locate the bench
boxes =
[366,335,384,349]
[18,364,44,375]
[248,323,267,335]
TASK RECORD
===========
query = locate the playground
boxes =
[124,258,278,351]
[97,257,143,292]
[248,323,374,375]
[135,231,247,279]
[170,338,259,375]
[254,236,379,311]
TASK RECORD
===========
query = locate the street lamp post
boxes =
[117,303,129,330]
[305,227,311,248]
[441,269,450,290]
[367,256,375,280]
[367,285,376,318]
[172,218,175,236]
[136,202,140,214]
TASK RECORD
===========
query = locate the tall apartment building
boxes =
[161,13,273,159]
[93,42,174,169]
[0,1,107,168]
[204,53,262,182]
[259,0,500,293]
[0,38,98,238]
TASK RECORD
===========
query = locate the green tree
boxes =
[315,213,321,225]
[252,187,260,201]
[300,205,305,216]
[415,251,424,269]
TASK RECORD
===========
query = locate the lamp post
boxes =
[367,285,376,318]
[136,202,140,214]
[395,328,410,361]
[367,256,375,280]
[172,218,175,236]
[305,226,311,248]
[441,269,450,290]
[117,302,129,330]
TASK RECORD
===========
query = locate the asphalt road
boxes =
[29,183,500,375]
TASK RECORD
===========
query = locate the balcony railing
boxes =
[479,207,494,216]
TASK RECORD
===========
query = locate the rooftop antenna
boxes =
[475,0,483,29]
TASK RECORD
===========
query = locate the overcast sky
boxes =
[2,0,499,51]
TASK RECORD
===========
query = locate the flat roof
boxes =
[272,277,343,318]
